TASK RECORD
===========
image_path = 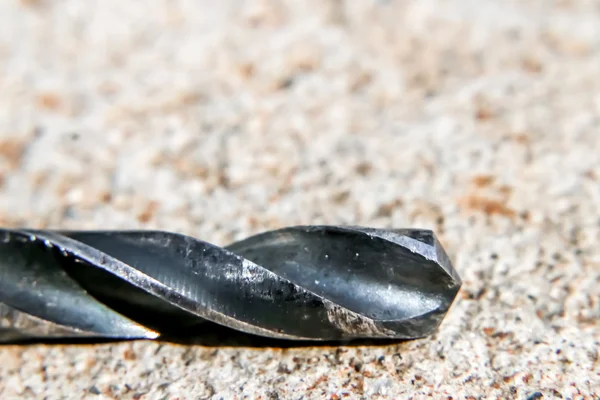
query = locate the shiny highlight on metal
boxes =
[0,226,461,342]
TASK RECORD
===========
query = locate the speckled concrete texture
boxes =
[0,0,599,398]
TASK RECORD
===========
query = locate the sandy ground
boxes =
[0,0,599,398]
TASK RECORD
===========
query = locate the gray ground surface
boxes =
[0,0,599,398]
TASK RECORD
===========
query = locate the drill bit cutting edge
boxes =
[0,226,461,342]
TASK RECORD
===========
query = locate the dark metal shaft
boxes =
[0,226,461,342]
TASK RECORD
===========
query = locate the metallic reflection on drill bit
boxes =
[0,226,461,342]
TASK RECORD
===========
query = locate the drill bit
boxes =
[0,226,461,342]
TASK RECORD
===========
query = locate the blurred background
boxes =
[0,0,598,398]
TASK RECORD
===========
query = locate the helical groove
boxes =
[0,226,461,342]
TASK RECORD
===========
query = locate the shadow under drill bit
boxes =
[4,324,408,349]
[160,324,409,348]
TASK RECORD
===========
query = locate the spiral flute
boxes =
[0,226,461,342]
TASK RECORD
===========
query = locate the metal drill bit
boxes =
[0,226,461,342]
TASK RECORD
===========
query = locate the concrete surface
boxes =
[0,0,599,398]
